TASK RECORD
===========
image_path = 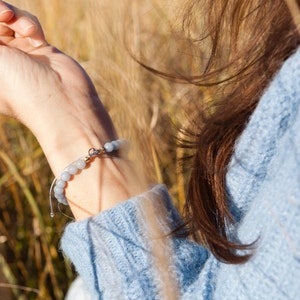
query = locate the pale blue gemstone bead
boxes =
[56,179,66,188]
[58,197,68,206]
[54,192,68,205]
[67,164,78,175]
[54,192,65,200]
[61,171,71,181]
[75,159,86,169]
[111,140,119,151]
[54,186,64,195]
[104,142,114,153]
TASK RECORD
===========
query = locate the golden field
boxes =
[0,0,204,299]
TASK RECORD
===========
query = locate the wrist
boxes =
[34,95,116,176]
[48,140,146,220]
[33,95,146,220]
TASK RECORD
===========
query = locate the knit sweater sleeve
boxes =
[60,185,208,299]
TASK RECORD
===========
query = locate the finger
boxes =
[2,4,46,47]
[0,23,14,36]
[11,13,46,48]
[0,1,14,22]
[8,11,44,39]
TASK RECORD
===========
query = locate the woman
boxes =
[0,0,299,298]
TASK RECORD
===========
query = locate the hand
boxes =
[0,1,145,220]
[0,1,114,140]
[0,1,117,165]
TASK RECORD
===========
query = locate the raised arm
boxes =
[0,1,145,220]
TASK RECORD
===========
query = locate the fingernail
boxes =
[0,9,13,19]
[0,9,11,15]
[28,37,43,47]
[20,19,36,33]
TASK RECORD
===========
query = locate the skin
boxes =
[0,1,145,220]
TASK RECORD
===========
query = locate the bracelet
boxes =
[49,139,129,217]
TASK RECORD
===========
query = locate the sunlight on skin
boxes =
[0,0,147,220]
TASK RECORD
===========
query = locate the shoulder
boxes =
[216,47,300,300]
[226,46,300,215]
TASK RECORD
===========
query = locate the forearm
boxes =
[0,2,146,220]
[36,94,146,220]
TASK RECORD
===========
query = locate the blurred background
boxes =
[0,0,203,299]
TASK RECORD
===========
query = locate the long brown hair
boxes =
[182,0,300,263]
[139,0,300,264]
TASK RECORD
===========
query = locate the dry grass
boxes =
[0,0,202,298]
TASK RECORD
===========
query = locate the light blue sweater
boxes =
[61,47,300,299]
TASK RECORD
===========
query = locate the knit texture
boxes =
[61,47,300,299]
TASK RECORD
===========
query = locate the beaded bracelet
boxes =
[49,139,129,217]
